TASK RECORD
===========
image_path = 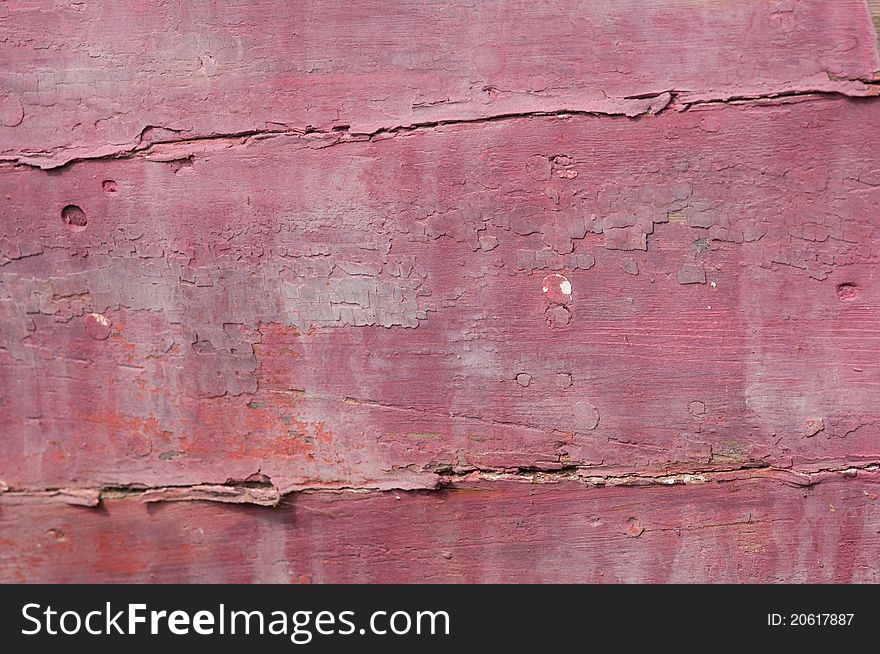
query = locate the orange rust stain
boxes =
[80,410,173,458]
[314,422,333,445]
[180,395,322,460]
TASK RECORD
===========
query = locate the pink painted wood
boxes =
[3,475,880,583]
[1,0,879,582]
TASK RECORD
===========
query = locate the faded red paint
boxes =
[3,98,880,492]
[3,476,880,583]
[1,1,880,582]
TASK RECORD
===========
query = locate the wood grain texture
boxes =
[3,95,879,494]
[1,0,878,168]
[1,1,880,583]
[2,475,880,583]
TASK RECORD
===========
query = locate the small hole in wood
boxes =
[61,204,87,231]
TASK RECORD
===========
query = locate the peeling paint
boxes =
[1,0,880,583]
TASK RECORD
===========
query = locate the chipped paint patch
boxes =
[542,273,572,304]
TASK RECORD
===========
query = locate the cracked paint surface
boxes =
[3,0,878,169]
[1,0,880,582]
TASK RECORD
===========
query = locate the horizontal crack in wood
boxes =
[4,85,879,171]
[1,462,877,508]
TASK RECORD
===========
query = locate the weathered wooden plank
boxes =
[0,95,880,490]
[2,2,880,585]
[2,475,879,583]
[1,0,878,168]
[2,95,879,494]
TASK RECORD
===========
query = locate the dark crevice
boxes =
[1,461,877,509]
